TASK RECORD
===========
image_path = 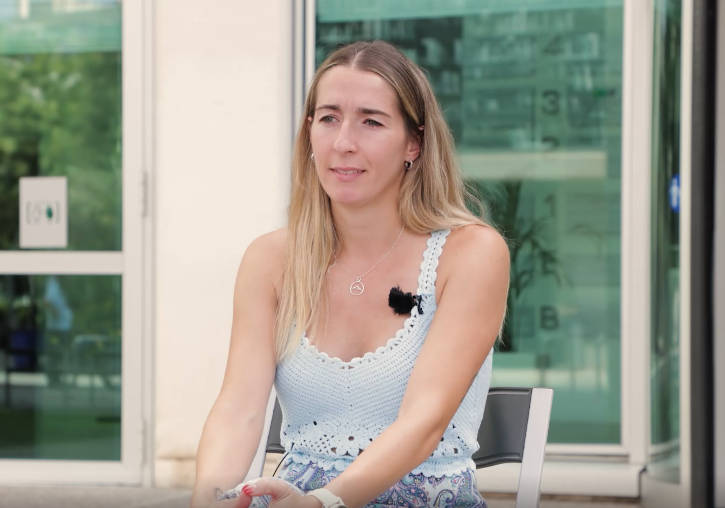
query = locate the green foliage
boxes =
[468,179,565,351]
[0,274,121,352]
[0,51,122,250]
[0,49,122,355]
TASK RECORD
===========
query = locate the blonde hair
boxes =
[275,40,484,360]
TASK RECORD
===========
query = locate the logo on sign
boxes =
[19,176,68,248]
[26,201,62,225]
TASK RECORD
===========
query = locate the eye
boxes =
[318,114,338,123]
[364,118,383,127]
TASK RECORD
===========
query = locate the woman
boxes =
[191,40,509,508]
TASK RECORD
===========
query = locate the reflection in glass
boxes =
[317,0,623,444]
[649,0,681,484]
[0,275,121,460]
[0,0,122,250]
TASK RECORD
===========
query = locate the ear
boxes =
[307,115,313,123]
[405,134,421,162]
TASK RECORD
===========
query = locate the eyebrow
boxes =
[315,104,392,118]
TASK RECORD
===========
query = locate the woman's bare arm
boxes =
[191,230,285,507]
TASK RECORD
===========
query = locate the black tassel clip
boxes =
[388,286,423,315]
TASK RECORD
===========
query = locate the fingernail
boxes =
[242,484,253,496]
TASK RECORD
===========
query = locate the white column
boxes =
[153,0,293,487]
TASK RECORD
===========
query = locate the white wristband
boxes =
[307,488,347,508]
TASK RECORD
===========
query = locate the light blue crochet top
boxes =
[274,229,493,477]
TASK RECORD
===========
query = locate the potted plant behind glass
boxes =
[468,179,565,353]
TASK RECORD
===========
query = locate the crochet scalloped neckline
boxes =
[301,309,419,366]
[300,230,447,367]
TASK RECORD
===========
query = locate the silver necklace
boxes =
[332,226,404,296]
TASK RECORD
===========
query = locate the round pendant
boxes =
[349,277,365,296]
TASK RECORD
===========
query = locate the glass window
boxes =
[0,0,122,251]
[649,0,681,484]
[0,275,121,460]
[317,0,624,444]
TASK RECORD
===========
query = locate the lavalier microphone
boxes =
[388,286,423,315]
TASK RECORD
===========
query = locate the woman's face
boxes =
[309,66,419,209]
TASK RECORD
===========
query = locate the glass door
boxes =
[0,0,147,483]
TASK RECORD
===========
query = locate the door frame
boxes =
[0,0,153,485]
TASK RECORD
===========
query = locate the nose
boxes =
[333,121,356,153]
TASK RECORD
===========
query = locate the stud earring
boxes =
[311,153,315,161]
[404,160,412,170]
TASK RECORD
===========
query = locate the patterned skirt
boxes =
[249,457,487,508]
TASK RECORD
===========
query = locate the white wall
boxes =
[152,0,292,487]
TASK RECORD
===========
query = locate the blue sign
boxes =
[668,174,680,213]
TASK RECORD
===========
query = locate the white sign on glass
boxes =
[19,176,68,249]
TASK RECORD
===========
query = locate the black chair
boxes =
[258,387,553,508]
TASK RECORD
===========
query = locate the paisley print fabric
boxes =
[248,458,487,508]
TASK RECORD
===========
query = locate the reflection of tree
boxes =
[0,51,121,250]
[0,275,121,373]
[0,50,122,351]
[469,180,564,351]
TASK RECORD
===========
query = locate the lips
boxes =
[331,167,365,175]
[330,167,365,182]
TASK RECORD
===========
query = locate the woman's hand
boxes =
[233,478,321,508]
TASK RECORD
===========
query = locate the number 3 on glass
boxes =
[541,90,560,115]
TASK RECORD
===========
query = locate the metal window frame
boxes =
[621,0,654,468]
[687,0,716,506]
[678,0,694,498]
[714,1,725,504]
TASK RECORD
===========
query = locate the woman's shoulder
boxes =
[438,224,509,280]
[247,228,288,255]
[239,228,288,281]
[446,223,508,254]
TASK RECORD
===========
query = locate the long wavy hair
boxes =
[275,40,485,360]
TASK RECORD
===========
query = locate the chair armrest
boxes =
[516,387,553,508]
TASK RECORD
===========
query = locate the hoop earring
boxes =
[403,160,412,170]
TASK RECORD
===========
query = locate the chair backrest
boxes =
[263,386,553,508]
[473,387,532,467]
[266,398,284,454]
[474,387,553,508]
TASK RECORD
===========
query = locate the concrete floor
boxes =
[0,486,641,508]
[0,486,191,508]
